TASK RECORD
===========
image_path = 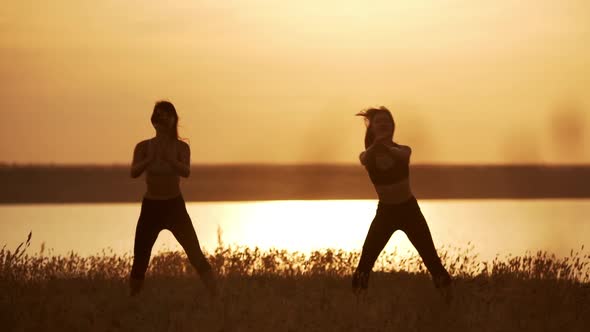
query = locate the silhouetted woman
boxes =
[353,106,451,293]
[129,101,216,296]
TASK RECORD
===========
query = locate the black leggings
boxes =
[130,195,211,280]
[356,197,450,286]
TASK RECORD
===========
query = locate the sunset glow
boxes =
[1,0,588,164]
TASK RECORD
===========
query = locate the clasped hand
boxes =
[146,140,177,165]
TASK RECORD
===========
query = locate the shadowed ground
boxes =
[2,238,589,331]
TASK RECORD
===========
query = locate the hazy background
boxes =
[1,0,588,165]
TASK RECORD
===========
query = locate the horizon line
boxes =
[1,162,590,167]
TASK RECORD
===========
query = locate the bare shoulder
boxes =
[359,151,367,165]
[135,139,151,151]
[399,144,412,154]
[393,143,411,152]
[390,144,412,162]
[176,140,190,152]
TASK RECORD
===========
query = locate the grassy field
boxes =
[1,234,589,331]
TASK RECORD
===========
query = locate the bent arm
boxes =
[359,143,412,165]
[130,142,152,178]
[165,142,191,178]
[359,141,384,165]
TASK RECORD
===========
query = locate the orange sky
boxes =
[1,0,588,165]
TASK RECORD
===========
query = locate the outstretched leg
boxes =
[354,205,398,291]
[130,200,163,295]
[402,200,451,288]
[169,199,217,296]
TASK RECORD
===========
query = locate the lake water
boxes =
[1,199,589,262]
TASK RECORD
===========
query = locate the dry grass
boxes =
[1,233,589,331]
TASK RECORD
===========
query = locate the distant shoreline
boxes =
[1,164,589,203]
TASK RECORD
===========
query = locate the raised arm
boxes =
[130,141,153,178]
[359,142,412,166]
[163,141,191,178]
[359,138,385,166]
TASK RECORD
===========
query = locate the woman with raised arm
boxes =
[129,100,216,297]
[353,106,451,293]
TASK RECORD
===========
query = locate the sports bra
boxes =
[364,144,409,185]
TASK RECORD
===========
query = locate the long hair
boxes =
[151,100,179,140]
[356,106,395,149]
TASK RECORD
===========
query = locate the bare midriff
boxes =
[145,174,181,200]
[374,178,413,204]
